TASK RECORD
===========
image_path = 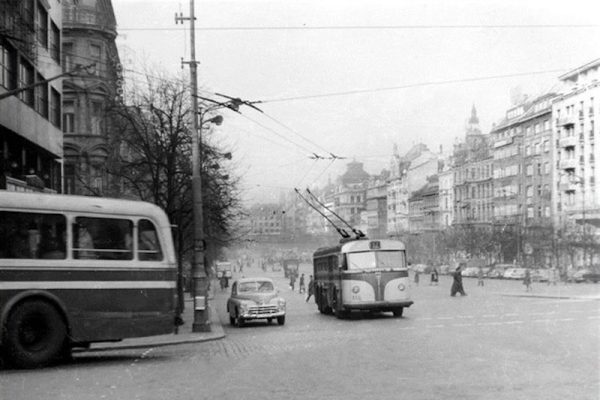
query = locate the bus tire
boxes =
[3,300,68,369]
[393,308,404,317]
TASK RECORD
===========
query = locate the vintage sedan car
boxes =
[503,268,527,280]
[227,277,286,327]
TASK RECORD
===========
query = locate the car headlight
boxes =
[398,283,406,291]
[278,298,286,310]
[239,302,250,313]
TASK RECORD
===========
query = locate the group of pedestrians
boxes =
[290,272,314,302]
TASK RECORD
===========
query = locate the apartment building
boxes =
[61,0,121,195]
[0,0,63,192]
[452,106,493,226]
[553,58,600,228]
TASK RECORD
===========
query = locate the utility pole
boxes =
[176,0,210,332]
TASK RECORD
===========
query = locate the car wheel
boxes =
[277,316,285,325]
[3,300,68,369]
[393,308,404,317]
[235,311,245,328]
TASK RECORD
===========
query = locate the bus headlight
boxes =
[398,283,406,291]
[352,285,360,294]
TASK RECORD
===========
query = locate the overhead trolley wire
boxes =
[257,69,567,104]
[117,23,600,32]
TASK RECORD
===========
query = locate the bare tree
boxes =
[105,70,242,297]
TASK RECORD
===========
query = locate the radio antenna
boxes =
[306,188,365,239]
[294,188,350,239]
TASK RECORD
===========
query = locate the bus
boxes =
[313,238,413,318]
[0,191,177,368]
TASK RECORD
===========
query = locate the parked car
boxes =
[227,277,286,327]
[571,269,600,283]
[530,269,550,282]
[503,268,527,280]
[461,267,480,277]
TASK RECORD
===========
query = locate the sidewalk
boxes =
[497,281,600,300]
[79,285,225,353]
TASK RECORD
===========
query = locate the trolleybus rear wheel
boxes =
[3,300,68,369]
[393,308,404,317]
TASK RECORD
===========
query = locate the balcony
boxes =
[559,182,578,192]
[557,115,576,127]
[559,158,577,170]
[559,136,577,148]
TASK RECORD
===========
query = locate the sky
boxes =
[112,0,600,204]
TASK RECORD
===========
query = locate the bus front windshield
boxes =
[346,250,406,270]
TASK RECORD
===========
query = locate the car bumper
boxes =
[240,310,286,320]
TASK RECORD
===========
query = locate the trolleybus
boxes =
[313,238,413,318]
[0,191,177,368]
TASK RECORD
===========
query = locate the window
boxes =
[36,3,48,48]
[544,162,550,174]
[73,217,133,260]
[526,186,533,198]
[50,88,61,127]
[0,211,66,259]
[543,140,550,152]
[19,60,34,106]
[62,42,73,70]
[526,164,533,176]
[49,22,60,62]
[63,101,75,133]
[20,0,34,27]
[0,42,16,90]
[138,219,163,261]
[35,72,48,118]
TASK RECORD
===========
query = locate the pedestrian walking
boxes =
[450,266,467,296]
[299,273,306,294]
[414,270,420,285]
[477,266,485,287]
[289,272,296,291]
[430,268,439,285]
[306,275,314,302]
[523,268,532,292]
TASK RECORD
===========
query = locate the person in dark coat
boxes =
[451,266,467,296]
[306,275,314,302]
[523,269,532,292]
[289,272,296,291]
[299,273,306,293]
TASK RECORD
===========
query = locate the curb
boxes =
[499,293,600,300]
[75,304,226,353]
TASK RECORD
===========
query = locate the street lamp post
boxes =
[190,111,223,333]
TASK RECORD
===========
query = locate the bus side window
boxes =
[73,217,133,260]
[0,211,65,259]
[138,219,163,261]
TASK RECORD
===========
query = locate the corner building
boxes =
[61,0,121,195]
[0,0,63,192]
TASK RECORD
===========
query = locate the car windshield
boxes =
[346,250,406,270]
[238,280,274,293]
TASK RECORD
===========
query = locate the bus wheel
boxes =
[3,300,68,369]
[393,308,404,317]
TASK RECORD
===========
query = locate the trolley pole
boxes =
[176,0,210,332]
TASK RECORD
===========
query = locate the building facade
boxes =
[0,0,63,192]
[61,0,121,196]
[553,58,600,228]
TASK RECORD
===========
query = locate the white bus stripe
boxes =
[0,281,176,290]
